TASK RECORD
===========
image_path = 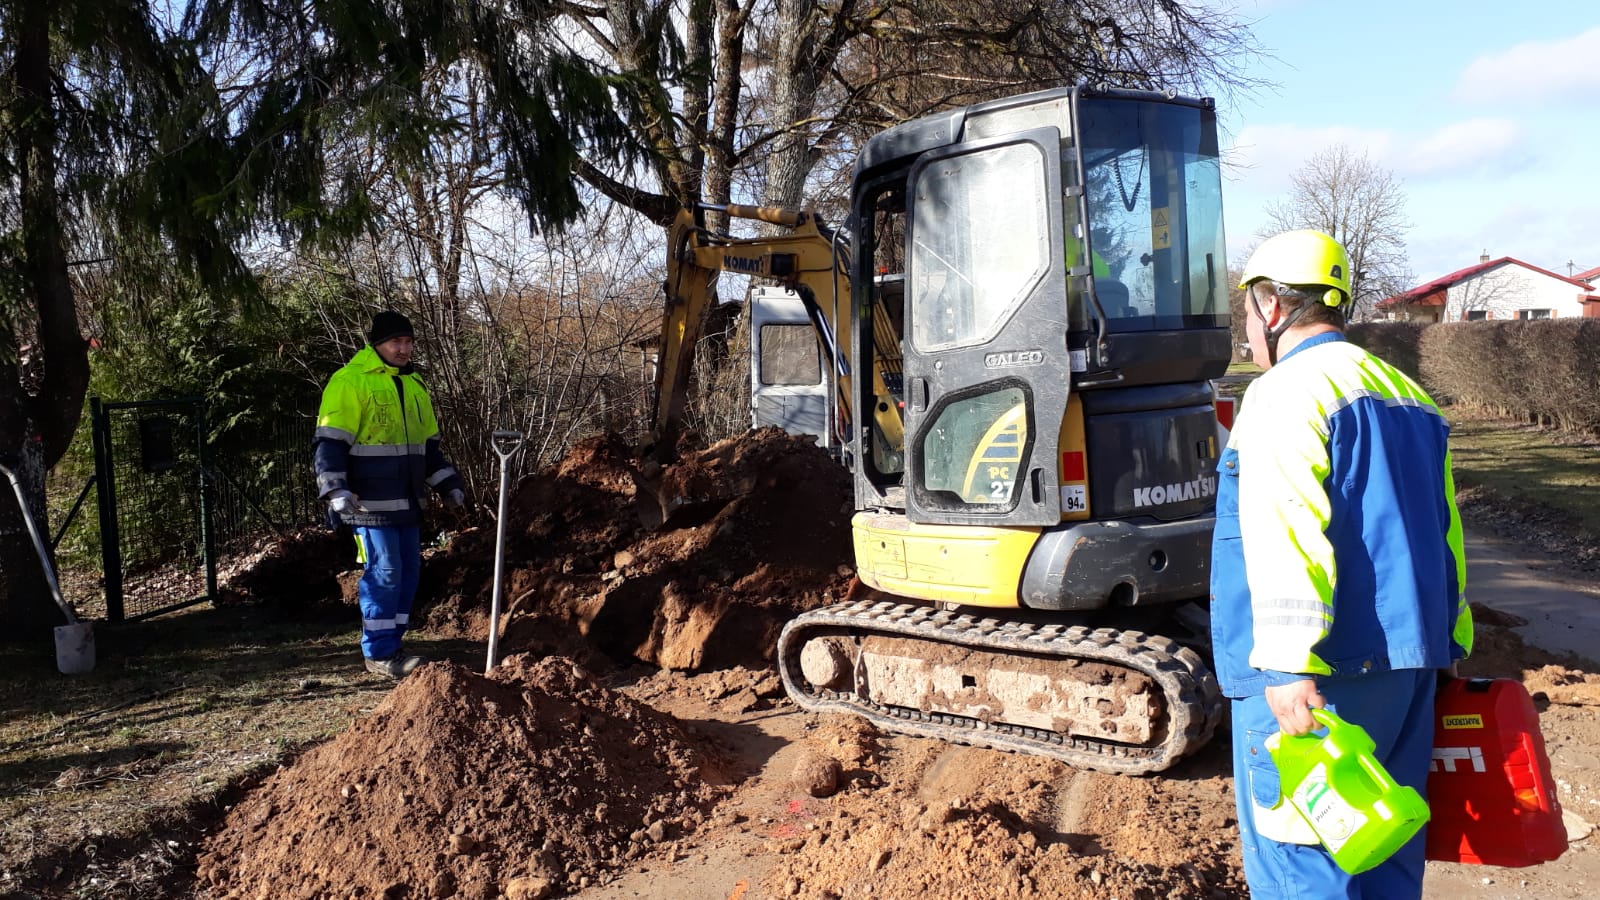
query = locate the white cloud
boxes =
[1224,123,1396,195]
[1399,118,1527,177]
[1405,199,1600,281]
[1453,26,1600,103]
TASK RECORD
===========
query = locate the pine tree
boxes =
[0,0,633,634]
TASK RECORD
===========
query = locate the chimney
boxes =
[1479,249,1490,264]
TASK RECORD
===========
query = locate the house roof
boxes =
[1574,265,1600,284]
[1381,257,1597,308]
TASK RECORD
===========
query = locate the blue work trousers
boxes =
[353,526,421,660]
[1230,668,1438,899]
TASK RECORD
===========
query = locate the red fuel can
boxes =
[1426,677,1567,866]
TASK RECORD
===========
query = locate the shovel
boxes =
[1,461,95,675]
[484,430,524,675]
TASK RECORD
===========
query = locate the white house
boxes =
[1380,254,1600,323]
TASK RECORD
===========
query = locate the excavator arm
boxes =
[649,202,900,462]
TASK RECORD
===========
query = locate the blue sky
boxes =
[1220,0,1600,284]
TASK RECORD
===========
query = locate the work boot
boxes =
[364,652,425,680]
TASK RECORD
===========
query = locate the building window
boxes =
[1463,310,1489,321]
[1517,309,1552,320]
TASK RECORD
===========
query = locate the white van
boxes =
[749,286,831,447]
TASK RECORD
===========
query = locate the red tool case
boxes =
[1426,676,1567,866]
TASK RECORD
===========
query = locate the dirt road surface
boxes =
[188,430,1598,900]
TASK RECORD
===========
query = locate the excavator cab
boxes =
[844,85,1231,610]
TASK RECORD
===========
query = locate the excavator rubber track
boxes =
[777,598,1223,775]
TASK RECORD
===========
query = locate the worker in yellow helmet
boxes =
[1213,229,1472,898]
[1239,229,1352,363]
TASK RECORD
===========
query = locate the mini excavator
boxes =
[649,85,1232,774]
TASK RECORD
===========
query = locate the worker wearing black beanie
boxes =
[314,307,464,680]
[367,310,414,347]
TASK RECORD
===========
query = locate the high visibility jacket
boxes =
[1210,332,1473,698]
[314,345,462,528]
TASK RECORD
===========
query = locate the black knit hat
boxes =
[367,311,414,346]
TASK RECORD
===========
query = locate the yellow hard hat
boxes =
[1239,230,1351,307]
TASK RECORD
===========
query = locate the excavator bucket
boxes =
[627,451,738,531]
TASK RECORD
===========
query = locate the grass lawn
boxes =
[0,604,481,896]
[1446,408,1600,539]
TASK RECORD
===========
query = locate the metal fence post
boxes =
[89,397,125,622]
[197,401,217,602]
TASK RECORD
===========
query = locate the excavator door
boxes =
[901,127,1071,527]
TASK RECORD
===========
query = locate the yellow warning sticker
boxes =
[1151,206,1171,250]
[1441,714,1484,730]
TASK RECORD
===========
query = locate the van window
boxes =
[759,324,821,386]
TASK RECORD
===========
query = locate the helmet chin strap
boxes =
[1250,290,1314,366]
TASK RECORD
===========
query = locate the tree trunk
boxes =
[759,0,857,228]
[0,419,57,640]
[2,2,91,638]
[702,0,747,213]
[761,0,824,217]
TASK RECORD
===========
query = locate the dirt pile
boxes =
[193,655,732,899]
[423,428,855,672]
[1525,665,1600,706]
[751,606,1587,900]
[217,528,351,607]
[761,725,1246,900]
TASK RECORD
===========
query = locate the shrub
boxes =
[1347,322,1425,381]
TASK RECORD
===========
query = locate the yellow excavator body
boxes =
[650,85,1235,773]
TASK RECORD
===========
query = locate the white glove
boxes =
[329,490,365,515]
[445,488,465,508]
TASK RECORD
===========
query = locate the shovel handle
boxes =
[491,430,524,460]
[0,461,75,624]
[486,429,524,673]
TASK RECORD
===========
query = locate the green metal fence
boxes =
[90,397,212,620]
[49,398,321,622]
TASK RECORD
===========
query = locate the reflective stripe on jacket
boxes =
[1210,332,1472,698]
[313,344,462,528]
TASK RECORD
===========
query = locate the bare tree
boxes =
[1227,263,1251,359]
[1262,144,1412,321]
[564,0,1267,220]
[556,0,1268,432]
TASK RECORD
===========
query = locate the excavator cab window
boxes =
[921,383,1028,505]
[909,142,1050,352]
[1075,97,1228,332]
[855,182,910,485]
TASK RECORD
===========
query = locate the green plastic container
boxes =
[1266,708,1431,874]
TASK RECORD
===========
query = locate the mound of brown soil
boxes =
[216,528,352,607]
[762,735,1246,900]
[1524,664,1600,706]
[423,428,854,672]
[193,655,731,899]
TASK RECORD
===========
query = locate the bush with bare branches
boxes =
[1347,322,1425,382]
[1420,320,1600,434]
